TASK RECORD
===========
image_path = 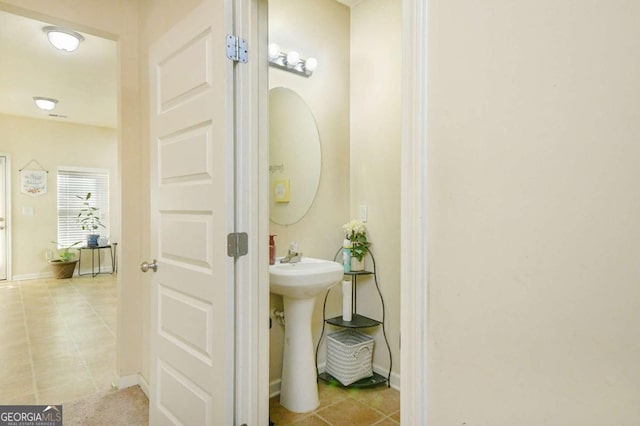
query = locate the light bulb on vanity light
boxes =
[305,57,318,72]
[286,51,300,67]
[267,44,317,77]
[268,43,281,60]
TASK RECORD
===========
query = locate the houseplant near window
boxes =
[342,219,370,271]
[77,192,105,247]
[48,241,81,279]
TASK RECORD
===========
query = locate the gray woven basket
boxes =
[326,329,374,386]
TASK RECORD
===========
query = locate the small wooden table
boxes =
[78,243,117,277]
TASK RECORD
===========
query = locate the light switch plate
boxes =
[359,205,368,222]
[22,206,34,216]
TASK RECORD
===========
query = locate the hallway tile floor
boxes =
[0,275,117,405]
[270,382,400,425]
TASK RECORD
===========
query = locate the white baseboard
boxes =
[11,268,113,282]
[373,364,401,391]
[269,378,281,398]
[137,374,150,398]
[11,272,54,281]
[269,363,400,397]
[117,373,150,399]
[118,374,139,389]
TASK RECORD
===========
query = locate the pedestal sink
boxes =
[270,257,343,413]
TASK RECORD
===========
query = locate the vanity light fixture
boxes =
[43,26,84,52]
[33,97,58,111]
[268,43,318,77]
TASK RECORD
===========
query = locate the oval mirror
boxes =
[269,87,321,225]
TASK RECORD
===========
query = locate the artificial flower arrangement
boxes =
[342,219,370,263]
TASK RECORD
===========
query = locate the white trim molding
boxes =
[12,270,92,282]
[137,374,150,398]
[269,378,282,398]
[117,373,150,399]
[374,364,401,392]
[234,0,270,425]
[401,0,429,424]
[0,153,11,282]
[11,272,54,282]
[117,373,140,390]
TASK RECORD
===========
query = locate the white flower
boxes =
[342,219,366,238]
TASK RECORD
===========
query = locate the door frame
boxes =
[0,153,11,282]
[249,0,429,424]
[400,0,429,423]
[233,0,270,424]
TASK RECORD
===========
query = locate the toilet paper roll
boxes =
[342,279,352,322]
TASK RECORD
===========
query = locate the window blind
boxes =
[57,168,110,247]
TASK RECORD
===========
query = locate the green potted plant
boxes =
[77,192,105,247]
[48,240,81,279]
[342,219,371,272]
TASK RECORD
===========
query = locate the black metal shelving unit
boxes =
[315,249,392,388]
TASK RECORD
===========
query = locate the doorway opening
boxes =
[0,8,120,405]
[266,0,403,422]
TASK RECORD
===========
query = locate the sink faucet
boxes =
[280,242,302,264]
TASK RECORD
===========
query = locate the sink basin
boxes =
[269,256,344,413]
[269,257,343,299]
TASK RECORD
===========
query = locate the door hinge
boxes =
[227,232,248,258]
[226,34,248,63]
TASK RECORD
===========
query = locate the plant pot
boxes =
[49,259,78,279]
[86,234,100,248]
[350,256,365,272]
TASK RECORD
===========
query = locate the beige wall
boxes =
[428,0,640,423]
[0,114,118,278]
[350,0,401,380]
[268,0,351,382]
[0,0,143,379]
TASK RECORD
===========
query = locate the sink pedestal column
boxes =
[279,296,319,413]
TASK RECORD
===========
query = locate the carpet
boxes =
[63,386,149,426]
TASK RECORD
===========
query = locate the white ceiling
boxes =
[0,10,117,129]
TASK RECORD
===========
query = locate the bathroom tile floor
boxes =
[270,382,400,425]
[0,275,117,405]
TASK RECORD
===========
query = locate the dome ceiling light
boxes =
[33,97,58,111]
[42,26,84,52]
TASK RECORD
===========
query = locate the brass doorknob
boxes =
[140,260,158,273]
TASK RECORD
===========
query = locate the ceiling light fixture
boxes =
[267,44,318,77]
[42,26,84,52]
[33,97,58,111]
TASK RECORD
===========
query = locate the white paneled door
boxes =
[148,1,235,424]
[0,155,7,281]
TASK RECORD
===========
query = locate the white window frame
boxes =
[57,166,110,247]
